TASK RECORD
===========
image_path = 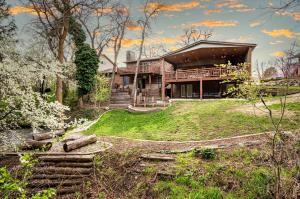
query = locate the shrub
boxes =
[194,148,216,160]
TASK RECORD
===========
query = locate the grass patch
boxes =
[84,100,299,141]
[269,102,300,111]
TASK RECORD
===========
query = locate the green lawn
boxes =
[84,100,299,141]
[269,102,300,111]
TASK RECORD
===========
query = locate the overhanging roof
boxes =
[163,40,257,58]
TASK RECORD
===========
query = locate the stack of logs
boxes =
[21,129,65,151]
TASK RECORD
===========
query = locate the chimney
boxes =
[126,51,136,62]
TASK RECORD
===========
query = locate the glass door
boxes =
[187,84,193,98]
[181,85,186,98]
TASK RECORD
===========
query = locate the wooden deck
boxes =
[165,67,232,82]
[118,65,161,75]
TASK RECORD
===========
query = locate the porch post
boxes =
[149,74,151,89]
[200,79,203,100]
[162,59,166,101]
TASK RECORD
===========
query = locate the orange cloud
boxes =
[122,38,142,47]
[272,51,286,57]
[190,20,239,27]
[204,9,222,15]
[127,21,142,31]
[9,6,37,16]
[262,29,295,38]
[216,0,254,12]
[147,1,200,12]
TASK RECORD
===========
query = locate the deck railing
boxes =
[165,67,232,81]
[118,65,161,74]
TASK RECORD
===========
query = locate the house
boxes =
[97,54,123,88]
[115,40,257,103]
[292,53,300,77]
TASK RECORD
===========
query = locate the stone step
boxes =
[110,96,131,100]
[109,104,130,108]
[110,100,131,104]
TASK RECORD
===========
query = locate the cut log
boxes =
[38,162,93,168]
[33,166,92,175]
[141,153,175,161]
[32,129,65,141]
[30,174,89,180]
[39,155,94,162]
[63,135,97,152]
[20,139,52,151]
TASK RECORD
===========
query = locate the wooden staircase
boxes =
[110,91,132,108]
[28,154,95,198]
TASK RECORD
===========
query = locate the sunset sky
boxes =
[8,0,300,74]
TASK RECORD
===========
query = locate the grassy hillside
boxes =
[85,100,299,141]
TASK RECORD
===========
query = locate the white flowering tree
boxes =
[0,40,69,131]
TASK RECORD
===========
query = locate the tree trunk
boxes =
[132,25,147,107]
[63,135,97,152]
[78,96,84,108]
[108,63,117,106]
[32,129,65,141]
[20,139,52,150]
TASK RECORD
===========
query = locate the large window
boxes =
[123,76,130,86]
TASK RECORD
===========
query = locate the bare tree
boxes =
[132,0,161,106]
[179,26,213,47]
[108,5,130,104]
[275,42,298,78]
[75,0,116,57]
[142,44,167,58]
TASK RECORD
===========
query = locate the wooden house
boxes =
[115,40,257,104]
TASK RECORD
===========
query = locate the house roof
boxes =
[162,40,257,58]
[124,57,161,63]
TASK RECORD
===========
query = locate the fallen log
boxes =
[63,135,97,152]
[20,139,52,151]
[32,129,65,141]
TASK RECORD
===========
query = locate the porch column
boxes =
[148,74,151,89]
[162,59,166,101]
[200,79,203,100]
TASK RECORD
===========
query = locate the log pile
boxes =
[63,135,97,152]
[21,129,65,151]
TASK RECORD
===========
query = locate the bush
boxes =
[194,148,216,160]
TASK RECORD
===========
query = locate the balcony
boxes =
[118,65,161,75]
[165,67,232,82]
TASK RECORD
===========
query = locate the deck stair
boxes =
[28,154,95,198]
[110,90,131,108]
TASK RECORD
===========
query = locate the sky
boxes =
[8,0,300,74]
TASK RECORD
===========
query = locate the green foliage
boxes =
[69,17,99,97]
[0,153,56,199]
[269,102,300,111]
[193,148,216,160]
[245,168,273,199]
[74,43,99,96]
[69,17,86,46]
[92,75,110,103]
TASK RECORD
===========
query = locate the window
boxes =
[123,76,130,86]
